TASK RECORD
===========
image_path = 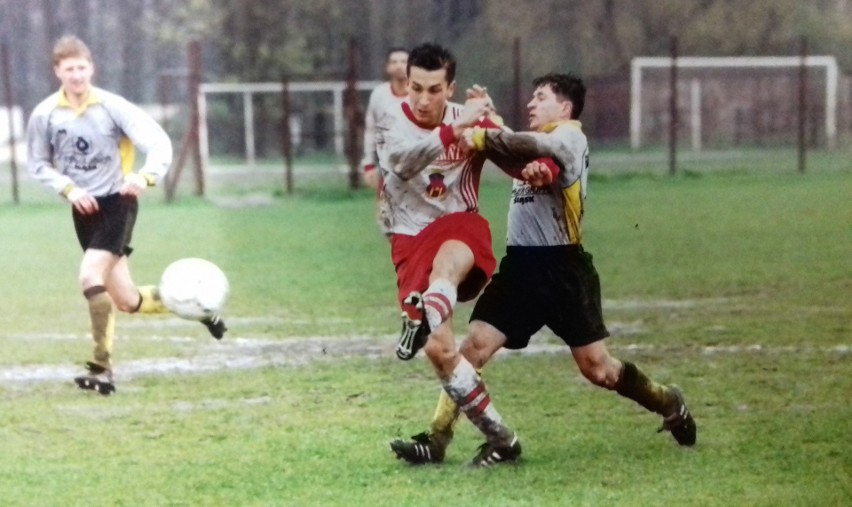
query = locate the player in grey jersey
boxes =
[391,73,696,466]
[26,36,226,395]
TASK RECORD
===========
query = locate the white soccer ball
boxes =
[158,258,229,320]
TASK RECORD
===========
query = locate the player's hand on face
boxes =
[120,173,148,197]
[66,187,99,215]
[466,84,489,100]
[521,160,554,187]
[469,85,496,113]
[455,97,493,129]
[469,85,495,114]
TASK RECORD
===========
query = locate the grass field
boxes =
[0,153,850,506]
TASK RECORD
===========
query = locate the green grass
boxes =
[0,154,849,506]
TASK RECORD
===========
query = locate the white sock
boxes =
[442,357,512,443]
[423,278,456,330]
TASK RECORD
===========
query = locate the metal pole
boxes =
[281,76,293,195]
[243,91,256,166]
[798,37,807,174]
[690,79,702,151]
[668,36,678,176]
[188,40,204,195]
[630,59,642,150]
[344,37,363,190]
[512,38,522,130]
[1,43,19,204]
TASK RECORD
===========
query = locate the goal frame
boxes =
[197,80,382,170]
[630,56,839,149]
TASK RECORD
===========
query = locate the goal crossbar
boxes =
[630,56,839,149]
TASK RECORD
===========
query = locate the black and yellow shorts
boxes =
[470,245,610,349]
[72,193,138,256]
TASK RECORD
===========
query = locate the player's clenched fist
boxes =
[521,160,555,187]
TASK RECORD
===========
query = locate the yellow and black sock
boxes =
[615,361,677,415]
[428,367,488,442]
[83,285,114,370]
[133,285,169,314]
[429,388,460,444]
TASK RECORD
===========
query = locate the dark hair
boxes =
[532,73,586,119]
[407,42,456,84]
[386,47,408,61]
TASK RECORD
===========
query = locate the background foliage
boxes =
[1,0,851,112]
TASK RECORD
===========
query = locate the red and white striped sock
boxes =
[423,278,456,330]
[442,358,513,444]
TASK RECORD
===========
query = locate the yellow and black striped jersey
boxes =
[26,86,172,197]
[482,120,590,246]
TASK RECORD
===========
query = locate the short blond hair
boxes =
[52,35,92,66]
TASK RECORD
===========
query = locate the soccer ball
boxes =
[158,258,229,320]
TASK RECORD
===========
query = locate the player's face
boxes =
[527,84,571,131]
[407,66,455,128]
[386,51,408,81]
[54,56,94,100]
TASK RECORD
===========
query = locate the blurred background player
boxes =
[361,47,408,189]
[362,47,408,236]
[375,42,521,466]
[391,73,696,465]
[26,35,227,395]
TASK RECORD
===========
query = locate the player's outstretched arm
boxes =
[468,129,573,179]
[383,98,492,181]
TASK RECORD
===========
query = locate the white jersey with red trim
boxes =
[361,82,407,170]
[375,102,487,236]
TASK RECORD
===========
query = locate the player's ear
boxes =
[447,81,456,99]
[562,100,573,119]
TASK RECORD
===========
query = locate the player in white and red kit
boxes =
[375,42,520,465]
[361,48,408,236]
[361,47,408,189]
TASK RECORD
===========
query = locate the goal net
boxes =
[630,56,840,150]
[197,80,381,192]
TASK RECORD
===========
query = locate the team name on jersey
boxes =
[511,184,548,204]
[438,143,466,165]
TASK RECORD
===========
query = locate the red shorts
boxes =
[391,212,496,307]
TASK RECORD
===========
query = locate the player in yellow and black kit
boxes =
[391,73,696,467]
[26,36,226,395]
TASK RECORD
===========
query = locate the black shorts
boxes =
[470,245,610,349]
[72,193,138,256]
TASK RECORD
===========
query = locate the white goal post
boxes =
[198,80,382,169]
[630,56,839,149]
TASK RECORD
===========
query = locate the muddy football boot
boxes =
[470,434,522,468]
[74,361,116,396]
[658,385,697,446]
[396,292,430,360]
[201,314,227,340]
[390,431,447,464]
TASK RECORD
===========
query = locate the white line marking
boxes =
[0,334,847,386]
